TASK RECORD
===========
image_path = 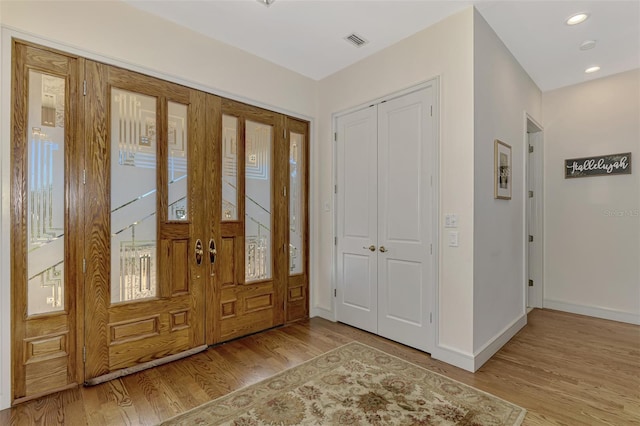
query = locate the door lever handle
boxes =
[363,245,376,252]
[379,246,388,253]
[209,238,217,264]
[195,239,203,265]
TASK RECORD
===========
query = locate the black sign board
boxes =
[565,152,632,178]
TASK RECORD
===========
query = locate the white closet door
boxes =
[336,107,378,333]
[377,87,434,352]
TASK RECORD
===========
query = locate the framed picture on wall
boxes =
[494,139,512,200]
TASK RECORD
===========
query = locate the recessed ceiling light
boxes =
[585,66,601,74]
[566,12,590,25]
[580,40,597,51]
[257,0,275,6]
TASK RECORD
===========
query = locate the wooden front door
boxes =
[208,98,286,344]
[83,61,207,382]
[11,41,310,399]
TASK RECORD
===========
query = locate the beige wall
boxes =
[472,10,541,359]
[317,8,476,359]
[1,1,318,116]
[542,69,640,324]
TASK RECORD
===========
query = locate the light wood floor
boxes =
[1,308,638,425]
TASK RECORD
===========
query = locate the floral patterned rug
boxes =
[161,342,526,425]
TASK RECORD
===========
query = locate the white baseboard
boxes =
[544,299,640,325]
[473,313,527,371]
[432,313,527,373]
[431,344,475,372]
[310,306,335,322]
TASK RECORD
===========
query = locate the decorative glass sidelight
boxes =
[289,131,304,275]
[110,88,158,303]
[245,120,272,282]
[222,114,238,221]
[167,102,188,221]
[27,70,66,315]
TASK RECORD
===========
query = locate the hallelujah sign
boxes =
[565,152,632,178]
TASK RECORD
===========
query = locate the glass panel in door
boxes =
[110,88,158,303]
[168,102,188,221]
[222,114,239,221]
[26,70,66,315]
[289,131,305,275]
[245,120,272,282]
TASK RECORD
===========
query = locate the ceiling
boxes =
[125,0,640,92]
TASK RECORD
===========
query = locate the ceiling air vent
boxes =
[344,33,368,48]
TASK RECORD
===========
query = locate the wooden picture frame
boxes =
[494,139,512,200]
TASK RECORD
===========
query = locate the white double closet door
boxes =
[336,86,435,352]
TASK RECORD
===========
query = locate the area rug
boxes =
[161,342,526,425]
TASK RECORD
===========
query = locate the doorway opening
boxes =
[525,114,544,309]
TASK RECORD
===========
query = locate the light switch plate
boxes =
[448,231,459,247]
[445,214,458,228]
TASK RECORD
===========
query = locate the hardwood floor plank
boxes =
[1,308,638,425]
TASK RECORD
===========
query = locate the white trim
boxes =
[544,299,640,325]
[310,307,336,322]
[523,111,544,310]
[0,26,11,412]
[431,344,475,372]
[473,313,527,371]
[432,313,527,372]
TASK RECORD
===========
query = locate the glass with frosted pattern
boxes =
[27,70,66,315]
[110,88,158,303]
[289,131,305,275]
[168,102,188,221]
[222,114,239,221]
[245,120,272,282]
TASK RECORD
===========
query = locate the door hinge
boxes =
[334,185,337,194]
[83,169,86,185]
[82,258,86,274]
[430,176,433,187]
[529,190,534,198]
[334,236,337,245]
[83,346,86,363]
[430,312,433,323]
[283,129,286,138]
[430,244,432,255]
[430,105,433,117]
[83,80,87,96]
[334,289,337,297]
[529,235,534,242]
[283,186,287,197]
[528,279,534,287]
[334,132,337,142]
[529,145,534,153]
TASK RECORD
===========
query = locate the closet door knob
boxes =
[379,246,387,253]
[363,245,376,252]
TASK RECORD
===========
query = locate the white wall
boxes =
[542,69,640,324]
[471,10,541,365]
[0,0,319,410]
[317,8,476,363]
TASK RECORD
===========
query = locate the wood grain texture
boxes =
[11,41,80,403]
[1,309,637,425]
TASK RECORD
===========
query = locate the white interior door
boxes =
[336,107,378,333]
[377,88,434,352]
[335,86,435,353]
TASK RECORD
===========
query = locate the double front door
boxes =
[335,86,436,352]
[11,42,308,402]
